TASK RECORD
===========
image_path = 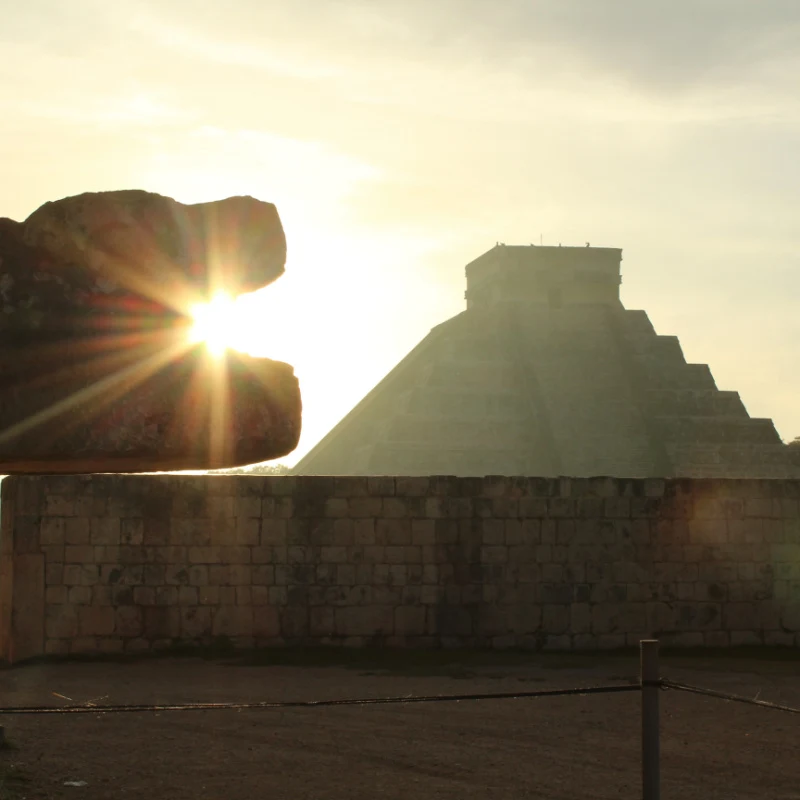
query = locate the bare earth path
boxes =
[0,649,797,800]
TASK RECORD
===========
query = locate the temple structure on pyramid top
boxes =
[294,244,797,478]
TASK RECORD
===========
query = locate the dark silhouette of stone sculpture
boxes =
[0,190,301,473]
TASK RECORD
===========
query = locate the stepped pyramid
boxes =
[295,245,796,478]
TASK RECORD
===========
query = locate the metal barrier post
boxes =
[641,639,660,800]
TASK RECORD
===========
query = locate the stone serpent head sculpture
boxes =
[0,190,301,473]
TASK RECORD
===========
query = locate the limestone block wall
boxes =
[0,474,798,662]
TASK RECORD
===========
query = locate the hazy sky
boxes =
[2,0,799,464]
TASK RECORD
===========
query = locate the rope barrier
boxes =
[0,683,640,715]
[661,679,800,715]
[3,675,796,717]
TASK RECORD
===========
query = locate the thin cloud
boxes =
[124,6,345,82]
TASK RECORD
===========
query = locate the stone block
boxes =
[41,545,65,565]
[367,477,395,496]
[330,518,353,546]
[354,519,377,545]
[780,604,800,632]
[420,585,443,605]
[395,477,430,496]
[115,606,143,637]
[279,606,308,639]
[68,586,92,605]
[271,496,293,519]
[481,546,507,564]
[730,631,762,646]
[435,606,473,637]
[198,586,219,605]
[260,519,287,548]
[142,606,180,639]
[133,587,156,605]
[645,601,676,632]
[42,637,72,656]
[388,565,408,586]
[381,498,407,518]
[476,606,510,637]
[542,634,573,651]
[212,607,254,638]
[142,518,170,546]
[571,634,598,651]
[188,546,220,564]
[89,517,121,545]
[481,519,504,545]
[43,496,76,517]
[185,565,207,586]
[63,518,89,545]
[45,563,64,586]
[63,564,98,586]
[45,605,78,639]
[540,583,572,604]
[40,517,66,545]
[350,497,383,518]
[569,603,591,634]
[110,585,134,605]
[603,498,630,518]
[591,603,646,635]
[180,586,199,606]
[376,519,411,546]
[68,636,98,654]
[249,565,272,587]
[519,497,548,517]
[323,498,349,518]
[45,586,68,604]
[394,607,425,636]
[384,546,404,565]
[124,638,152,652]
[320,546,347,563]
[744,498,773,518]
[541,564,563,582]
[143,565,166,586]
[232,517,259,546]
[589,633,623,650]
[78,606,115,636]
[230,565,253,586]
[250,546,273,565]
[310,607,335,637]
[252,586,269,605]
[337,565,357,586]
[674,602,722,630]
[234,495,261,519]
[764,631,794,646]
[543,604,570,634]
[119,518,144,546]
[274,565,292,586]
[703,631,730,647]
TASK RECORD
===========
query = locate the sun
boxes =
[189,291,242,357]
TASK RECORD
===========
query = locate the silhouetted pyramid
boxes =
[295,245,796,478]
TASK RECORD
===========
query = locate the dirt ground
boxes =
[0,648,797,800]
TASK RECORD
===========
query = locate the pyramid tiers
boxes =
[295,245,796,479]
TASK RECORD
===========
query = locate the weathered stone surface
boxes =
[3,474,799,661]
[0,190,300,472]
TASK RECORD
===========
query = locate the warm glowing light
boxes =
[189,291,240,357]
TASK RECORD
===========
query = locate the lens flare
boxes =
[189,291,237,357]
